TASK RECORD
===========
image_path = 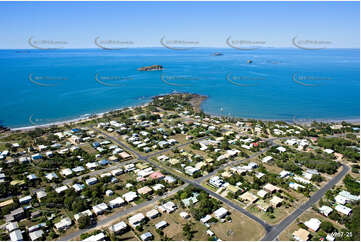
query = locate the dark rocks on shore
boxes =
[137,65,163,71]
[0,125,10,133]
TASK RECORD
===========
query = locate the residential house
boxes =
[155,220,168,230]
[122,191,138,203]
[92,203,108,215]
[304,218,321,232]
[239,192,258,204]
[128,213,145,228]
[109,221,128,234]
[319,206,333,217]
[109,197,125,209]
[293,228,310,241]
[213,207,228,219]
[54,217,72,231]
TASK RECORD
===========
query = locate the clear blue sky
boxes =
[0,1,359,49]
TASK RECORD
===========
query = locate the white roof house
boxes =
[86,162,98,169]
[257,190,268,198]
[6,222,19,232]
[128,213,145,228]
[140,232,153,241]
[159,201,177,213]
[54,217,72,231]
[184,166,199,176]
[60,168,73,177]
[179,212,190,219]
[45,172,58,181]
[122,191,138,203]
[109,221,128,234]
[155,220,168,230]
[74,209,92,221]
[304,218,321,232]
[213,207,228,219]
[324,149,334,154]
[335,195,347,205]
[146,209,160,219]
[262,156,273,163]
[9,229,23,241]
[152,184,165,191]
[339,190,360,202]
[55,185,68,194]
[36,191,47,200]
[82,232,105,241]
[72,166,85,173]
[319,206,333,217]
[289,182,305,190]
[27,174,37,180]
[73,183,85,192]
[335,205,352,216]
[19,195,32,204]
[157,155,169,161]
[276,146,286,153]
[200,214,212,224]
[111,169,123,176]
[109,197,125,208]
[92,202,108,215]
[280,170,291,178]
[85,177,98,185]
[29,229,44,241]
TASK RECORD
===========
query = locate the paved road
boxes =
[262,164,350,241]
[91,126,208,161]
[58,184,187,241]
[197,145,273,183]
[85,128,353,241]
[93,128,274,231]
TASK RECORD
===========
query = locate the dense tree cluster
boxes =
[318,137,360,162]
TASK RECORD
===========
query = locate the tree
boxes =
[78,215,91,229]
[320,221,335,233]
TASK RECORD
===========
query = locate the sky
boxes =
[0,1,359,49]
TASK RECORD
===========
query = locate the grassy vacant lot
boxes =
[211,205,266,241]
[139,208,208,241]
[279,208,346,241]
[114,230,139,241]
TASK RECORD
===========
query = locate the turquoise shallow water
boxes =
[0,48,359,128]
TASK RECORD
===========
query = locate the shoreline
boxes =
[8,92,360,131]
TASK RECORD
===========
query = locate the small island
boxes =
[137,65,163,71]
[248,60,253,64]
[212,52,224,56]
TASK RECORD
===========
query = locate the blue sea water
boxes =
[0,48,359,128]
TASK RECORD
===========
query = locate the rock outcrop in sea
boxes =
[137,65,163,71]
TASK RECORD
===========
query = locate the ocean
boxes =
[0,48,359,128]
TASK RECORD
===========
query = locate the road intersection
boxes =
[91,127,350,241]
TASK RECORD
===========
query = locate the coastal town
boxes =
[0,93,359,241]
